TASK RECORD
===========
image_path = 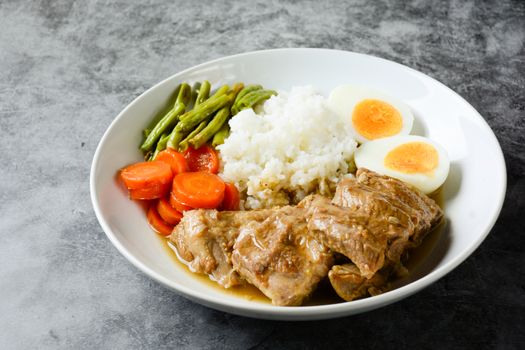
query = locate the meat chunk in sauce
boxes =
[302,194,413,279]
[232,206,333,306]
[327,168,444,300]
[170,168,444,305]
[328,264,390,301]
[170,209,271,288]
[350,168,444,246]
[171,206,333,305]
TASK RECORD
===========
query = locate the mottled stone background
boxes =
[0,0,523,349]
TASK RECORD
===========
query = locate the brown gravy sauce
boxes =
[159,188,444,306]
[160,239,270,303]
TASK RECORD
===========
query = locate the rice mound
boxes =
[218,86,357,209]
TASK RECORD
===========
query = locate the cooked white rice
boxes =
[218,86,357,209]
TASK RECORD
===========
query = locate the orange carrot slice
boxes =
[172,172,225,209]
[156,149,189,175]
[157,198,183,225]
[170,191,194,212]
[147,205,174,236]
[129,182,171,200]
[120,161,173,190]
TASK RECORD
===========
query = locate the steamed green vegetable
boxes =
[188,82,243,149]
[166,126,186,151]
[168,92,232,149]
[179,120,208,152]
[231,85,262,114]
[195,81,211,106]
[208,85,229,100]
[190,106,230,149]
[139,81,274,156]
[140,83,191,151]
[232,89,276,115]
[211,123,230,147]
[190,82,201,107]
[175,94,232,133]
[151,133,171,160]
[179,82,213,151]
[166,86,232,149]
[142,84,182,140]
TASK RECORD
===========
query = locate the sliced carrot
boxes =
[157,197,183,225]
[156,149,189,175]
[220,182,240,211]
[120,161,173,190]
[147,205,174,236]
[172,172,225,209]
[129,182,171,200]
[170,191,194,212]
[183,145,220,174]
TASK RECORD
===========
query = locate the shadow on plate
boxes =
[411,111,428,137]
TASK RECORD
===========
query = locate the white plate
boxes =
[90,49,506,320]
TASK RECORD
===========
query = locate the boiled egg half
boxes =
[354,135,450,194]
[329,85,414,143]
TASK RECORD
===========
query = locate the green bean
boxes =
[175,93,233,133]
[168,87,236,150]
[210,85,229,98]
[179,85,229,122]
[190,82,201,107]
[195,81,211,106]
[142,84,182,137]
[176,83,192,106]
[232,85,262,114]
[174,83,242,150]
[140,83,191,151]
[179,120,208,152]
[140,102,185,151]
[151,133,170,160]
[189,106,230,149]
[231,82,245,96]
[176,82,212,151]
[233,89,276,115]
[192,83,242,147]
[211,123,230,147]
[166,127,186,150]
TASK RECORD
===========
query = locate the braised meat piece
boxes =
[231,206,334,306]
[171,206,334,305]
[337,168,444,245]
[327,168,444,299]
[302,194,413,278]
[170,209,271,288]
[170,168,444,306]
[328,264,390,301]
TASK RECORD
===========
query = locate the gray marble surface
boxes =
[1,0,524,349]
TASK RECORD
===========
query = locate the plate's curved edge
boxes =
[90,48,507,320]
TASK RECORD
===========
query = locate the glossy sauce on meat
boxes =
[160,236,346,305]
[160,237,269,303]
[158,188,442,305]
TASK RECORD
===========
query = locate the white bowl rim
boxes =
[90,48,507,319]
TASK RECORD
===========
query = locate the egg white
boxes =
[328,85,414,144]
[354,135,450,194]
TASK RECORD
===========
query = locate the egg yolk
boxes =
[384,142,439,174]
[352,99,403,140]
